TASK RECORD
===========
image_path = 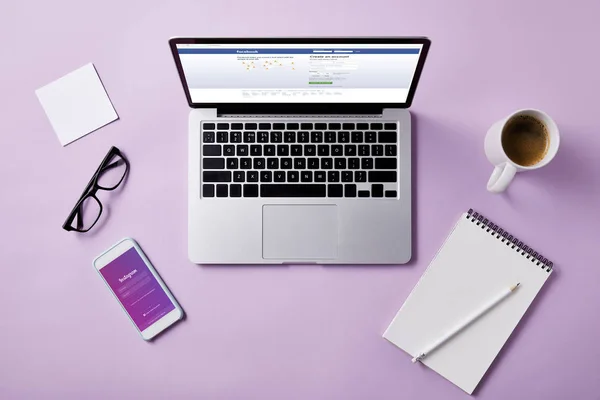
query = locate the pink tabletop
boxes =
[1,1,599,398]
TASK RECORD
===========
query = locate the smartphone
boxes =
[93,238,184,340]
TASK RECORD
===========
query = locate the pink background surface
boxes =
[1,0,599,398]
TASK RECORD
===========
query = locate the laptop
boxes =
[169,37,430,264]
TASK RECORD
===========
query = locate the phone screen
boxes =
[100,247,175,332]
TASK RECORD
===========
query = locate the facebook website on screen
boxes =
[176,43,423,103]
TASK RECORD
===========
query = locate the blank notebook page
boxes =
[383,211,552,394]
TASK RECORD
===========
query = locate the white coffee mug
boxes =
[484,109,559,193]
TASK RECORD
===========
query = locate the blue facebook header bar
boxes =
[178,48,420,55]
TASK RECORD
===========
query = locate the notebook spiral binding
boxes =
[467,209,553,273]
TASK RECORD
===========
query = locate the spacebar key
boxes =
[261,184,326,197]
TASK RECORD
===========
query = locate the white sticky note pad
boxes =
[36,63,118,146]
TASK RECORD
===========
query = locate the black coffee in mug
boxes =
[501,115,549,167]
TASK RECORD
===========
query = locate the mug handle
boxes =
[487,163,517,193]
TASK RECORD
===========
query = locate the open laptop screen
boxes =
[172,40,428,105]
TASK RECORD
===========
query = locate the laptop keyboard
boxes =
[201,121,399,198]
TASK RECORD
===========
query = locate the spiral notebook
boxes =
[383,209,553,394]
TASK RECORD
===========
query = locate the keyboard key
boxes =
[274,171,286,182]
[281,158,293,169]
[385,190,397,198]
[308,158,319,169]
[261,171,272,182]
[202,184,214,197]
[345,184,357,197]
[243,184,259,197]
[203,131,215,143]
[231,123,243,130]
[351,131,363,143]
[345,145,357,156]
[301,123,313,130]
[203,145,221,156]
[253,158,265,169]
[355,171,366,182]
[294,158,306,169]
[328,184,343,197]
[338,131,350,143]
[368,171,397,182]
[258,131,269,143]
[203,123,215,130]
[251,145,262,156]
[357,123,369,130]
[227,158,238,169]
[298,131,310,143]
[259,123,271,130]
[385,145,397,156]
[273,123,285,130]
[348,158,360,169]
[318,145,329,156]
[287,122,299,130]
[371,123,383,130]
[230,131,242,143]
[261,184,326,197]
[329,123,341,130]
[245,123,257,129]
[384,122,397,130]
[264,145,275,156]
[217,131,228,143]
[321,158,333,169]
[315,123,327,130]
[361,158,373,169]
[358,190,370,197]
[203,171,232,182]
[375,158,396,169]
[372,184,384,197]
[270,131,282,143]
[324,131,336,143]
[315,171,326,182]
[236,145,248,156]
[328,171,340,182]
[247,171,259,182]
[331,145,343,156]
[267,158,279,169]
[230,184,242,197]
[223,145,235,156]
[301,171,312,182]
[217,123,229,130]
[217,184,228,197]
[305,145,316,156]
[291,145,303,156]
[378,131,397,143]
[203,158,224,169]
[240,158,252,169]
[287,171,299,182]
[342,123,355,130]
[335,158,346,169]
[342,171,353,182]
[284,131,295,143]
[244,132,256,143]
[365,131,377,143]
[311,131,323,142]
[233,171,245,182]
[277,145,289,156]
[372,145,384,156]
[358,145,370,156]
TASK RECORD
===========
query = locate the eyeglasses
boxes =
[63,146,130,232]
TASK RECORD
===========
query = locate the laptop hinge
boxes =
[215,105,385,116]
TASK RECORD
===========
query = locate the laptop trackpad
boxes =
[263,205,338,260]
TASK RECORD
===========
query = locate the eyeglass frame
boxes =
[62,146,130,233]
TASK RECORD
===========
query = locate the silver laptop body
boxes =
[169,37,430,264]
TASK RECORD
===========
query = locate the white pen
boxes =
[412,283,521,363]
